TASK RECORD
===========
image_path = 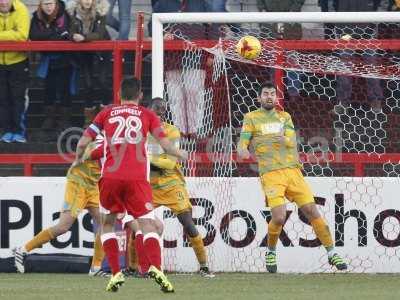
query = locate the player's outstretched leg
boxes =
[102,232,126,292]
[266,220,283,273]
[143,232,174,293]
[328,253,347,270]
[265,251,278,273]
[102,214,125,292]
[88,232,108,277]
[88,212,107,277]
[14,211,76,274]
[302,204,348,271]
[13,247,27,273]
[188,234,214,278]
[137,216,174,293]
[178,211,215,278]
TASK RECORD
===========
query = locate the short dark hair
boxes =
[120,76,141,100]
[150,97,165,108]
[257,82,276,96]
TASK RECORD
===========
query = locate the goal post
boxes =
[150,12,400,273]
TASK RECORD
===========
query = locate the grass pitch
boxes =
[0,273,399,300]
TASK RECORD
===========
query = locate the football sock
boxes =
[24,228,55,252]
[128,234,138,270]
[91,233,105,268]
[310,217,334,253]
[101,233,120,275]
[143,232,161,270]
[326,248,335,258]
[135,231,150,273]
[188,234,207,266]
[267,221,283,251]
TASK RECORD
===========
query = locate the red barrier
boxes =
[0,153,399,177]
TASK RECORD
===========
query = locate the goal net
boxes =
[152,12,400,273]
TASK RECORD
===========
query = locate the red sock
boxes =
[101,233,120,275]
[135,231,150,273]
[143,232,161,270]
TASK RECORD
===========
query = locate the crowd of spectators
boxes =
[0,0,113,143]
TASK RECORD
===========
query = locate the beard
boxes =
[261,102,275,110]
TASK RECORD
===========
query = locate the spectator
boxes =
[374,0,382,10]
[336,0,377,11]
[318,0,338,12]
[0,0,30,143]
[334,0,383,112]
[257,0,305,39]
[388,0,400,10]
[67,0,112,128]
[205,0,226,12]
[319,0,329,11]
[30,0,72,139]
[319,0,338,39]
[377,2,400,41]
[257,0,305,101]
[106,0,131,40]
[204,0,240,36]
[149,0,213,37]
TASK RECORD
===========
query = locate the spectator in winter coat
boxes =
[67,0,112,128]
[106,0,131,40]
[0,0,30,143]
[334,0,383,112]
[30,0,73,139]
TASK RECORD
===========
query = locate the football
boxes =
[341,34,352,41]
[236,35,262,60]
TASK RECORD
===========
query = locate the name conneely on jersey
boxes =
[148,122,185,190]
[238,108,301,174]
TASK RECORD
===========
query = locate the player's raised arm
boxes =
[156,135,188,161]
[75,135,94,164]
[149,137,179,170]
[75,109,106,165]
[148,109,188,161]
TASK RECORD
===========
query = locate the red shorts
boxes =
[99,177,154,218]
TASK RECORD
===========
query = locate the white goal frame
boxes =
[151,11,400,98]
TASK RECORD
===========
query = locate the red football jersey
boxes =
[85,103,166,180]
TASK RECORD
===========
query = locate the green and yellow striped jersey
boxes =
[238,108,301,175]
[66,142,101,188]
[148,122,185,190]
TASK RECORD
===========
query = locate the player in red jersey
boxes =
[74,76,187,293]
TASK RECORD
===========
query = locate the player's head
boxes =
[257,82,277,110]
[150,97,166,118]
[0,0,12,13]
[120,76,143,103]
